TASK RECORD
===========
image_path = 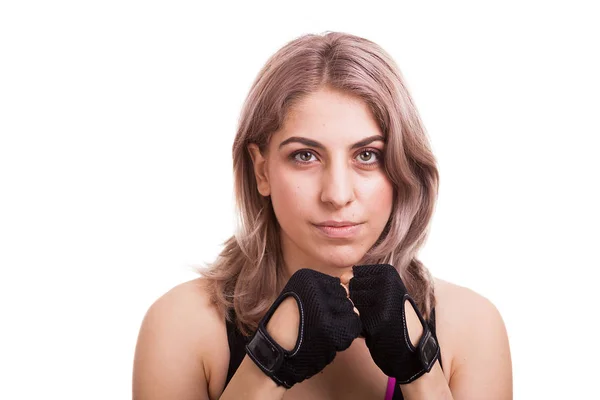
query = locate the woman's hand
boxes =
[348,264,440,384]
[245,268,362,388]
[341,269,421,345]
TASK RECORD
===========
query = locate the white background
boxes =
[1,1,598,398]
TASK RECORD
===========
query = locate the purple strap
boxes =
[384,376,396,400]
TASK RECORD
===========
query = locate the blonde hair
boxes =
[198,31,440,335]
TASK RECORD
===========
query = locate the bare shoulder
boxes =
[433,276,502,323]
[433,277,513,398]
[132,277,230,400]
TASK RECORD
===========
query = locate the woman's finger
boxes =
[340,271,358,315]
[340,270,354,286]
[340,281,350,297]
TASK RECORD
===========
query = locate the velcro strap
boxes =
[417,328,439,372]
[246,327,285,375]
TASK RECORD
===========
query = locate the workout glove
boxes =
[349,264,440,384]
[245,268,362,388]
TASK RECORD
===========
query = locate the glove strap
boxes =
[396,296,441,384]
[245,292,303,389]
[246,326,292,388]
[416,328,439,372]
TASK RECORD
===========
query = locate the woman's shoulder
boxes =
[133,277,230,400]
[433,276,505,330]
[432,276,511,391]
[433,276,496,311]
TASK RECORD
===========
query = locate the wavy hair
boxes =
[197,31,440,336]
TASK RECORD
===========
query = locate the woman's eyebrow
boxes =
[279,135,385,150]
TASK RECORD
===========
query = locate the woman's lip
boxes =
[314,223,363,238]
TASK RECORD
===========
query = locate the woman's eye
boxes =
[293,151,317,163]
[358,151,374,162]
[356,150,380,164]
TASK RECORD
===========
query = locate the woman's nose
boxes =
[320,160,356,209]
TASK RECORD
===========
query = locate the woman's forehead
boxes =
[274,89,383,147]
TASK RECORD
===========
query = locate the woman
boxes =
[133,31,513,399]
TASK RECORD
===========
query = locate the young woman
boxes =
[132,31,513,400]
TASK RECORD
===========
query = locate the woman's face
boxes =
[248,86,394,277]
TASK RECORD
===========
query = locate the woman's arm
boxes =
[132,281,298,400]
[446,288,513,399]
[399,285,513,400]
[220,296,300,400]
[132,282,214,400]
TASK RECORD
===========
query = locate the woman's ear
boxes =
[247,143,271,197]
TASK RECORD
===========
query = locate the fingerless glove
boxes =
[349,264,440,384]
[245,268,362,388]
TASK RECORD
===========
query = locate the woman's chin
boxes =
[315,252,365,272]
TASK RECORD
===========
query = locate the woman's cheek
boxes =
[271,172,311,223]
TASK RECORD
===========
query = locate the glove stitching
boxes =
[401,293,416,352]
[400,368,425,384]
[288,292,304,357]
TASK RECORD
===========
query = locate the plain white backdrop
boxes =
[1,1,598,398]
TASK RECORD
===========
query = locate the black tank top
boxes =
[224,307,443,400]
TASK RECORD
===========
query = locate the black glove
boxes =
[349,264,440,384]
[245,268,362,388]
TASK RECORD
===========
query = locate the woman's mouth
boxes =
[313,221,363,239]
